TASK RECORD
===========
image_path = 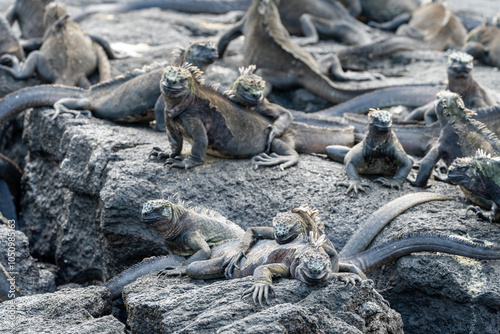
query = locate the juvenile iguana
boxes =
[0,3,111,88]
[412,90,500,187]
[339,3,467,64]
[464,15,500,68]
[326,109,412,194]
[405,51,499,124]
[151,64,354,169]
[0,41,218,127]
[448,149,500,223]
[141,197,245,276]
[217,0,392,105]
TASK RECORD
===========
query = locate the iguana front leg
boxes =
[411,145,441,187]
[159,231,211,277]
[242,263,290,306]
[256,104,293,153]
[251,136,299,170]
[374,148,412,189]
[224,227,275,279]
[467,202,500,224]
[338,150,371,194]
[166,117,207,169]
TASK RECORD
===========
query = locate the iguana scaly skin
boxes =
[217,0,390,105]
[0,15,24,61]
[359,0,421,23]
[0,153,23,222]
[327,109,412,194]
[339,3,467,63]
[0,3,111,88]
[448,149,500,223]
[412,90,500,187]
[5,0,53,40]
[0,41,218,126]
[464,16,500,68]
[152,64,354,169]
[405,52,499,124]
[141,198,245,276]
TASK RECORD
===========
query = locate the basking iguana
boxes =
[326,109,412,194]
[0,41,218,128]
[141,197,245,276]
[217,0,391,105]
[0,15,24,61]
[412,90,500,187]
[358,0,421,23]
[339,3,467,64]
[151,64,354,169]
[448,149,500,223]
[0,3,111,88]
[464,15,500,68]
[405,51,499,124]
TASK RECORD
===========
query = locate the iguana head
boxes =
[435,90,474,123]
[447,51,473,80]
[228,65,266,107]
[160,63,204,99]
[173,41,218,71]
[255,0,280,16]
[368,109,392,133]
[141,199,175,226]
[43,3,70,32]
[448,149,500,186]
[272,205,323,244]
[291,233,332,285]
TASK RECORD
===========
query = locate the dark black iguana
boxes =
[358,0,421,23]
[141,197,245,276]
[326,109,412,194]
[464,15,500,68]
[339,3,467,64]
[405,51,499,124]
[0,3,111,88]
[150,64,354,169]
[0,41,218,128]
[448,149,500,223]
[0,15,24,61]
[411,90,500,187]
[217,0,392,105]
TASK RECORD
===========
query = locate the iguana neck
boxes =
[153,203,189,241]
[365,127,394,149]
[164,89,196,118]
[448,76,477,99]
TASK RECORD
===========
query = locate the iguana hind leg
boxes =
[251,136,299,170]
[52,97,93,120]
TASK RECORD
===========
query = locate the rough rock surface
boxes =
[0,286,125,333]
[0,0,499,333]
[123,274,403,334]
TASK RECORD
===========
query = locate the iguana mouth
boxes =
[141,213,164,225]
[239,93,264,107]
[274,231,300,244]
[299,268,330,285]
[160,81,186,95]
[446,171,466,183]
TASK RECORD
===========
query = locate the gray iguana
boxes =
[0,3,111,88]
[448,149,500,223]
[150,64,354,169]
[464,14,500,68]
[0,15,24,61]
[412,90,500,187]
[326,109,412,194]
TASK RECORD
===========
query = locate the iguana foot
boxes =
[241,281,275,306]
[337,273,362,289]
[374,177,403,189]
[337,179,371,194]
[157,264,187,278]
[166,157,202,169]
[0,54,19,69]
[251,153,299,170]
[223,251,245,279]
[466,204,499,223]
[148,147,172,161]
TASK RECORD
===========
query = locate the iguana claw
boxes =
[466,206,493,223]
[223,251,245,279]
[374,177,402,189]
[337,179,371,194]
[148,147,171,161]
[338,274,361,289]
[166,157,202,169]
[242,282,275,306]
[157,264,187,278]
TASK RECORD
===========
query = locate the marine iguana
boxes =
[5,0,53,40]
[0,15,24,61]
[141,197,245,276]
[339,3,467,64]
[326,109,412,194]
[0,153,23,222]
[151,64,354,169]
[0,41,218,127]
[405,51,499,124]
[448,149,500,223]
[412,90,500,187]
[464,15,500,68]
[0,3,111,88]
[358,0,421,23]
[217,0,392,105]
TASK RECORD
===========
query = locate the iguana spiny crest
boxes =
[228,65,266,106]
[436,90,469,118]
[172,41,218,70]
[448,51,474,67]
[272,205,324,244]
[449,149,500,182]
[368,109,393,130]
[43,3,70,33]
[160,63,205,99]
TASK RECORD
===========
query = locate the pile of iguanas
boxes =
[1,1,500,332]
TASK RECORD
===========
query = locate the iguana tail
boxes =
[339,192,453,258]
[104,255,184,300]
[311,85,446,118]
[0,85,85,124]
[291,121,355,153]
[73,0,252,22]
[343,233,500,273]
